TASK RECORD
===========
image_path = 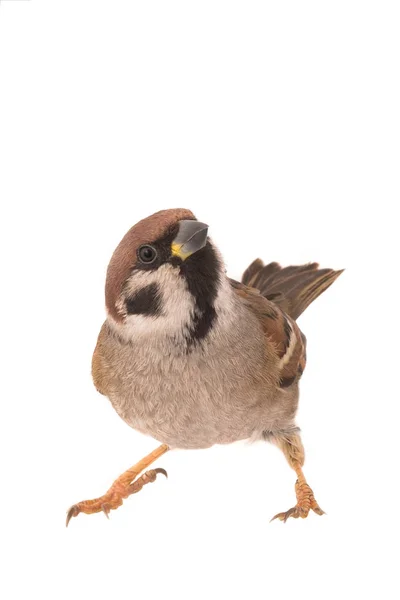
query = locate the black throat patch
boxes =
[178,242,221,346]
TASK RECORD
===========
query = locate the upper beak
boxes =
[171,220,209,260]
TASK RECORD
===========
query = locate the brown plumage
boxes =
[238,259,343,390]
[67,209,343,526]
[230,279,307,390]
[242,259,344,320]
[105,208,194,322]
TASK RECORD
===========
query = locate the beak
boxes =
[171,220,209,260]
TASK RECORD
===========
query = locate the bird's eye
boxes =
[138,245,158,264]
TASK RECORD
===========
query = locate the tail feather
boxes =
[241,258,265,288]
[242,259,343,320]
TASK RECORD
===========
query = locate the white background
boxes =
[0,1,399,599]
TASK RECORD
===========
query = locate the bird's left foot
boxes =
[271,479,325,522]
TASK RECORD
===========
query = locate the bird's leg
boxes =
[66,443,169,526]
[268,431,324,522]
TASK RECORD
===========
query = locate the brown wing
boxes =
[230,279,307,389]
[91,322,112,396]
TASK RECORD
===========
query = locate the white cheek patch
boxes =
[115,263,196,340]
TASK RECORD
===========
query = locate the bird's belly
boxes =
[108,362,268,449]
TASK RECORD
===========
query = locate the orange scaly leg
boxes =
[268,431,325,522]
[66,444,169,526]
[271,463,325,522]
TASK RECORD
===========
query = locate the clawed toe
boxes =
[312,505,325,516]
[66,464,168,527]
[270,505,314,522]
[270,507,299,522]
[66,505,80,527]
[271,480,325,523]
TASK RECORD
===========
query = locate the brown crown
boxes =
[105,208,195,322]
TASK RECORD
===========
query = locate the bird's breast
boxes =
[99,309,289,448]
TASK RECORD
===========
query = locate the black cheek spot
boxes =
[126,283,162,317]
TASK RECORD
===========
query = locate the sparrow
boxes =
[66,208,343,526]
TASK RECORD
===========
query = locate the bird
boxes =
[66,208,343,526]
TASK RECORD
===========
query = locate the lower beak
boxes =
[171,220,209,260]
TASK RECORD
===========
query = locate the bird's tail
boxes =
[242,259,343,320]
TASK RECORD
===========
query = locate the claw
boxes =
[101,504,110,519]
[154,468,168,478]
[270,507,297,523]
[66,505,80,528]
[313,506,325,516]
[270,513,280,522]
[270,514,279,523]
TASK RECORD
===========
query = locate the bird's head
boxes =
[105,209,225,344]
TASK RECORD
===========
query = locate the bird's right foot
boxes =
[66,443,169,526]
